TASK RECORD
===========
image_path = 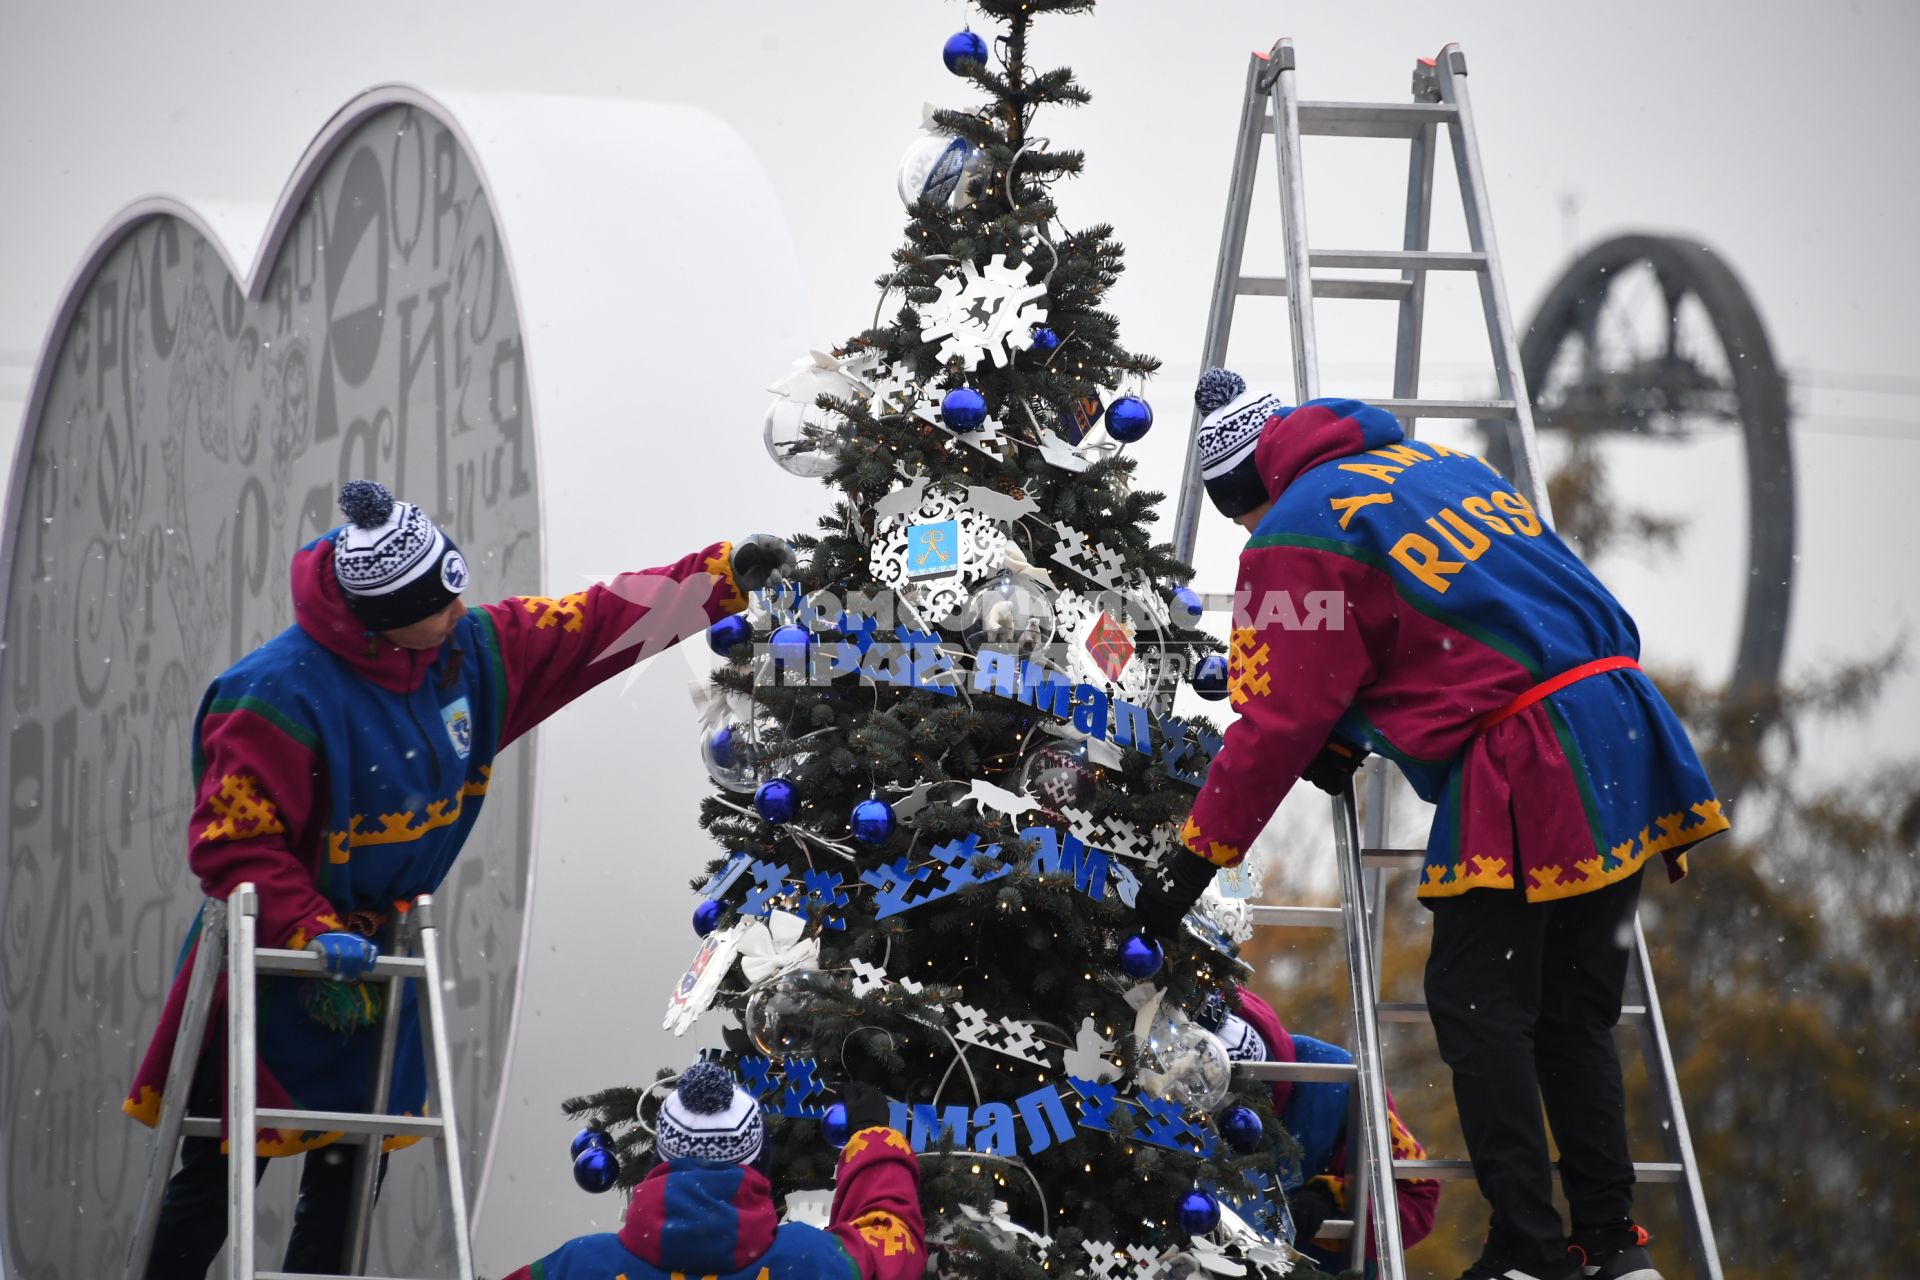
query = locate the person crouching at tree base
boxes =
[126,480,796,1279]
[1136,372,1727,1280]
[1201,987,1439,1274]
[505,1064,925,1280]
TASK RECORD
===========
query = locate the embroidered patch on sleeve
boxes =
[852,1211,918,1256]
[200,774,287,843]
[1227,626,1271,707]
[520,590,589,633]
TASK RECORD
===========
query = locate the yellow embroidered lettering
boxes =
[1329,491,1394,529]
[1491,490,1542,536]
[1388,532,1466,593]
[1461,495,1513,535]
[1337,461,1405,485]
[1427,508,1492,560]
[1368,443,1432,466]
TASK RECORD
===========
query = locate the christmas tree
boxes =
[567,4,1322,1275]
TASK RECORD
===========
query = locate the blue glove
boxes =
[307,931,380,981]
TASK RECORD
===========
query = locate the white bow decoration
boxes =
[737,911,821,985]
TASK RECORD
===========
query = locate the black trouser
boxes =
[1425,869,1644,1272]
[144,1058,389,1279]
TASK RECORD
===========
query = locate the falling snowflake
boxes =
[918,256,1049,370]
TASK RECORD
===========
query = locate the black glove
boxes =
[1286,1177,1341,1244]
[1133,850,1218,942]
[1300,734,1368,796]
[730,534,798,593]
[840,1081,892,1134]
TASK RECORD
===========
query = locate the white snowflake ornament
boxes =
[919,256,1049,370]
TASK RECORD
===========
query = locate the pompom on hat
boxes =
[332,480,469,631]
[1192,369,1292,518]
[654,1061,766,1167]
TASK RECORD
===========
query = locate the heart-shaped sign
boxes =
[0,90,538,1276]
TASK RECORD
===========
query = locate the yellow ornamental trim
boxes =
[1181,815,1244,868]
[1417,852,1516,898]
[123,1086,164,1128]
[707,541,749,613]
[1227,627,1272,708]
[520,589,590,633]
[201,774,286,843]
[851,1210,918,1257]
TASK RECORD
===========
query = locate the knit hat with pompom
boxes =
[1192,369,1292,518]
[331,480,469,632]
[653,1061,766,1167]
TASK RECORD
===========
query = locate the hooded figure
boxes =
[129,481,795,1279]
[1139,375,1719,1280]
[506,1066,924,1280]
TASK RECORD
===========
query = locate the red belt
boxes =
[1475,656,1640,734]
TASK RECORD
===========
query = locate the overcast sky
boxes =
[1,0,1915,1266]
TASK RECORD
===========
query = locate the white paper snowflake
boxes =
[919,256,1049,370]
[869,483,1008,622]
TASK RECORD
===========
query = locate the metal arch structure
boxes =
[1485,232,1795,774]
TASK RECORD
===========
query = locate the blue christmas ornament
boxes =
[821,1101,852,1147]
[1028,325,1060,354]
[942,29,989,74]
[693,898,725,937]
[1119,933,1165,980]
[769,622,813,676]
[940,386,989,432]
[1106,395,1154,443]
[1171,585,1204,627]
[850,797,898,845]
[1178,1186,1222,1235]
[708,613,752,656]
[755,777,800,825]
[573,1145,620,1193]
[1220,1105,1264,1153]
[570,1126,613,1160]
[1192,653,1230,701]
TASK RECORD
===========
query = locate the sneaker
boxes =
[1571,1226,1664,1280]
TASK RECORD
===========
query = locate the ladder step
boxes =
[177,1111,445,1142]
[1315,1218,1354,1240]
[1271,101,1459,139]
[1238,275,1412,302]
[1374,398,1518,419]
[1248,904,1343,929]
[1310,249,1486,272]
[1362,847,1427,869]
[1241,1060,1358,1084]
[1378,1000,1649,1026]
[1396,1159,1687,1184]
[256,1273,439,1280]
[254,947,426,979]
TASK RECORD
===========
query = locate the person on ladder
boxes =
[1202,987,1440,1276]
[123,479,795,1278]
[1135,372,1728,1280]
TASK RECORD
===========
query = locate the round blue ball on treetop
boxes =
[708,614,752,656]
[692,898,725,938]
[1178,1186,1222,1235]
[941,386,989,432]
[1028,325,1060,354]
[850,797,897,845]
[755,777,800,825]
[1171,586,1204,626]
[570,1126,613,1160]
[821,1101,852,1147]
[1119,933,1165,980]
[573,1145,620,1193]
[1191,653,1230,700]
[1195,368,1247,415]
[1220,1105,1264,1153]
[942,29,989,74]
[1106,395,1154,443]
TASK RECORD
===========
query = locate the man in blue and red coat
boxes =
[1137,373,1725,1280]
[128,480,795,1278]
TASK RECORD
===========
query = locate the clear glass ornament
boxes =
[959,570,1056,656]
[896,126,989,211]
[763,393,847,479]
[700,719,769,793]
[744,970,831,1056]
[1139,1005,1233,1112]
[1017,739,1096,819]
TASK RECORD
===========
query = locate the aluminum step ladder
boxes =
[1171,39,1723,1280]
[125,884,476,1280]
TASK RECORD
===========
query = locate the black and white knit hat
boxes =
[332,480,469,631]
[1216,1012,1271,1063]
[1193,369,1291,518]
[654,1062,766,1167]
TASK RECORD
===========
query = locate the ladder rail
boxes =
[1633,917,1725,1280]
[344,911,415,1274]
[230,887,261,1280]
[1268,41,1321,404]
[415,895,478,1280]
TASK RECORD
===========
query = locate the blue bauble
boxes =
[1220,1105,1264,1153]
[1106,395,1154,443]
[942,29,989,74]
[570,1126,613,1160]
[1192,653,1230,701]
[850,797,898,845]
[1119,933,1165,980]
[1171,586,1204,627]
[573,1145,620,1193]
[769,622,813,675]
[1178,1187,1222,1235]
[940,387,989,432]
[1028,325,1060,354]
[693,898,725,937]
[755,777,800,825]
[708,613,753,656]
[821,1101,852,1148]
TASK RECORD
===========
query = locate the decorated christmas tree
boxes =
[566,4,1322,1275]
